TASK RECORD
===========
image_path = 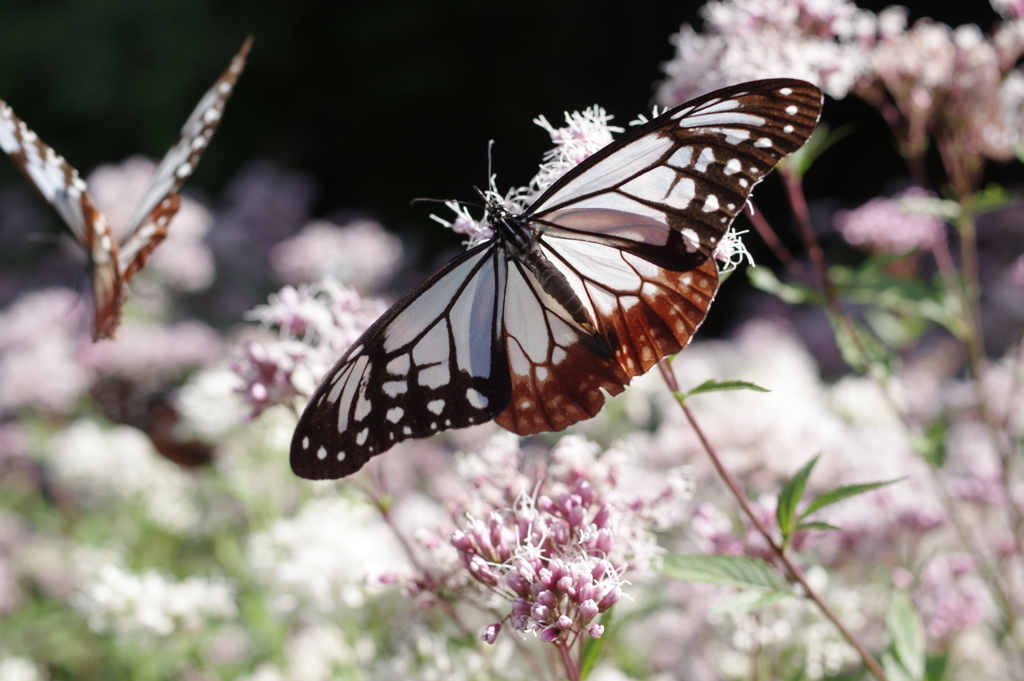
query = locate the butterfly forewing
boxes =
[530,79,823,269]
[0,99,127,338]
[119,36,253,279]
[290,78,823,479]
[291,245,512,479]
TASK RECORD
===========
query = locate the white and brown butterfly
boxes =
[291,79,824,479]
[0,37,252,340]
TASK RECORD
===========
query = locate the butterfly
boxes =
[291,78,823,479]
[0,37,252,341]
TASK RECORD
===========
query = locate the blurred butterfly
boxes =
[291,78,823,479]
[0,37,252,341]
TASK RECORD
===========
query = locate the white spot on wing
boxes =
[680,228,700,253]
[317,446,327,460]
[302,437,309,449]
[786,105,798,115]
[386,407,405,423]
[386,355,410,375]
[356,428,369,445]
[466,388,488,409]
[694,147,715,173]
[427,399,445,414]
[382,380,408,397]
[754,138,772,148]
[702,194,719,212]
[724,158,742,175]
[668,146,693,168]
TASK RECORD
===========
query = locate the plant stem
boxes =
[659,360,890,681]
[743,202,808,280]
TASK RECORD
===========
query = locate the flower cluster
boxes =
[71,549,237,642]
[658,0,875,105]
[269,218,403,293]
[432,105,623,249]
[833,187,946,254]
[414,433,693,645]
[232,279,387,418]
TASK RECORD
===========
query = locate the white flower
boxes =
[0,657,46,681]
[71,548,236,642]
[48,420,201,534]
[174,367,249,442]
[246,496,411,617]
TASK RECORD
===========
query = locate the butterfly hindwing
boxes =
[495,258,631,435]
[541,235,720,378]
[291,245,512,479]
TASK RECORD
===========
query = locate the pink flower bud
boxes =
[597,587,621,610]
[481,623,501,644]
[593,504,611,528]
[540,626,561,642]
[538,589,558,607]
[588,624,605,639]
[556,575,574,594]
[579,599,599,622]
[556,615,573,630]
[531,604,550,622]
[576,479,595,506]
[450,531,474,553]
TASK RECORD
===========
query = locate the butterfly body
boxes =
[292,78,824,479]
[0,37,252,340]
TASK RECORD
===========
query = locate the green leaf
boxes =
[912,418,948,468]
[800,479,902,518]
[580,606,612,680]
[882,651,916,681]
[967,183,1013,216]
[777,455,819,540]
[830,314,895,375]
[896,194,961,221]
[686,379,770,397]
[887,591,926,681]
[925,652,949,681]
[748,266,821,305]
[661,554,788,592]
[795,521,840,532]
[708,588,793,613]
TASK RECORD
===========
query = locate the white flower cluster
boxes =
[432,105,624,248]
[48,420,201,534]
[0,657,47,681]
[71,549,237,641]
[246,496,411,618]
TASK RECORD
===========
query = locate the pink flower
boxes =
[270,219,403,293]
[914,554,993,640]
[1009,254,1024,286]
[833,188,946,254]
[657,0,873,106]
[411,434,687,644]
[235,279,387,417]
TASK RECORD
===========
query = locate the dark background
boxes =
[0,0,1016,336]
